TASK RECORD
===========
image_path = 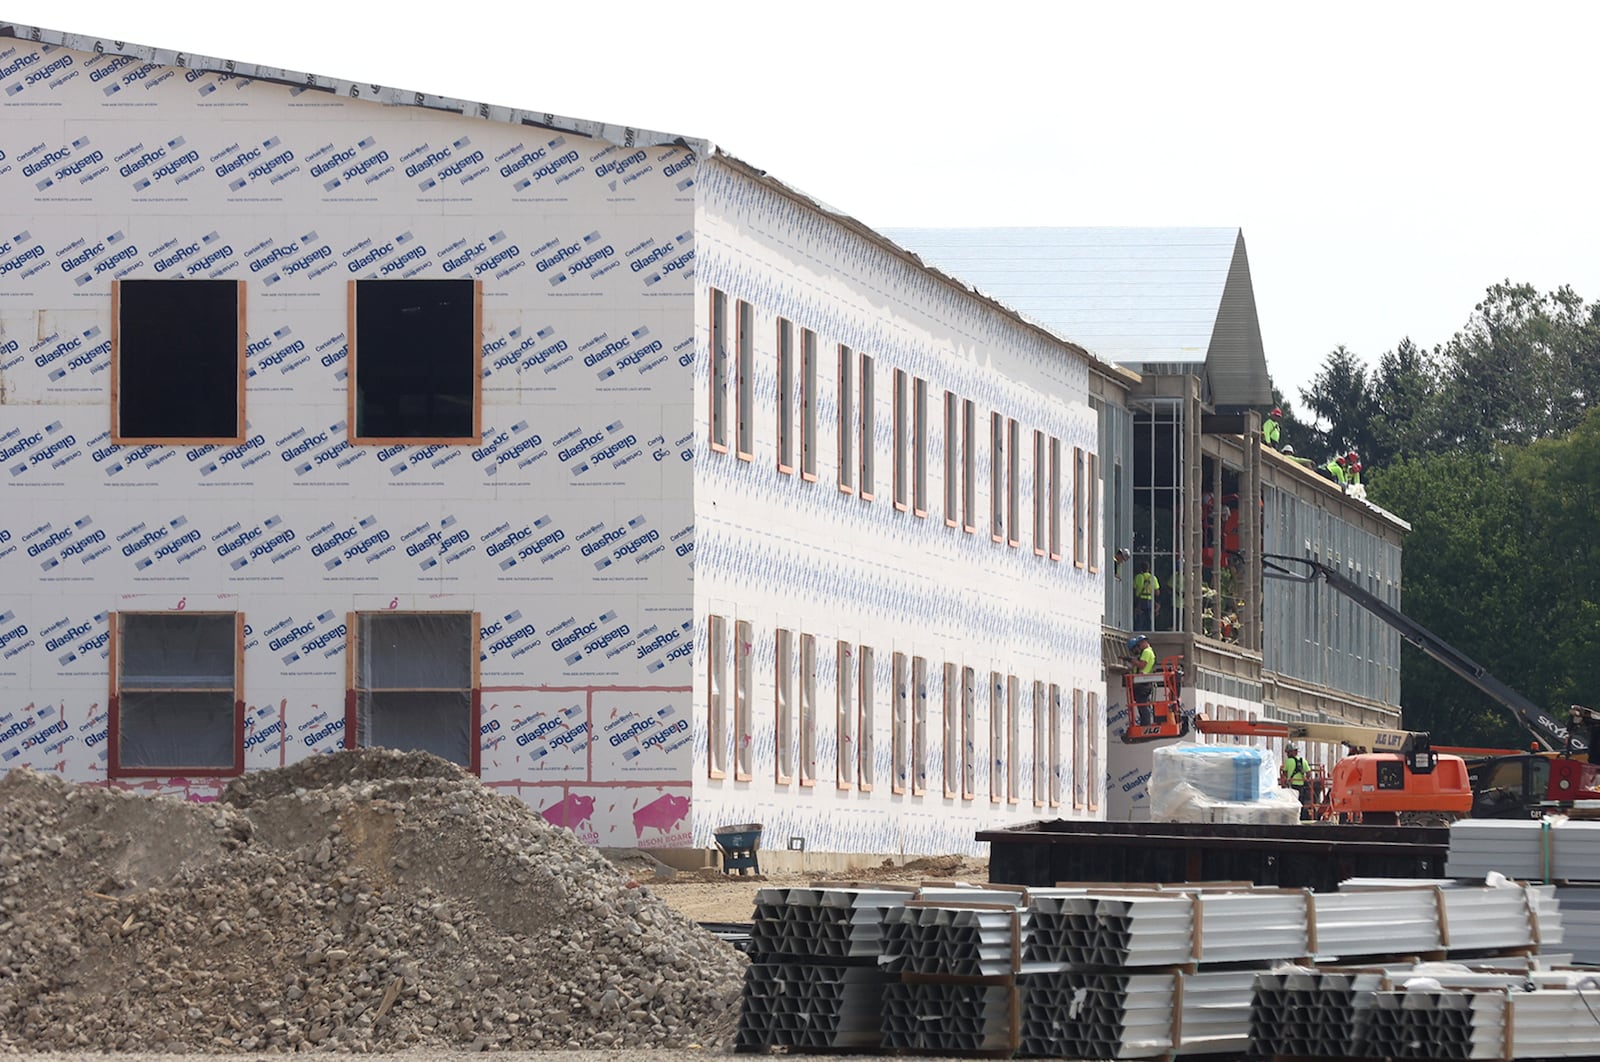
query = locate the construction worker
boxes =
[1132,562,1159,631]
[1113,547,1131,580]
[1321,454,1348,486]
[1263,407,1282,449]
[1282,742,1312,820]
[1281,445,1317,469]
[1126,635,1158,723]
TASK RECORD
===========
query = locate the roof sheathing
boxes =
[709,156,1139,392]
[3,20,1135,395]
[0,21,706,154]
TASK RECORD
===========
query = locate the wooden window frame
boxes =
[891,650,909,793]
[344,610,482,775]
[990,669,1005,804]
[735,299,755,462]
[1073,688,1087,810]
[775,628,794,784]
[911,655,928,796]
[1033,679,1048,807]
[1032,429,1047,557]
[837,345,854,494]
[836,641,855,789]
[707,613,728,779]
[942,662,959,798]
[859,352,876,501]
[800,329,818,481]
[1048,683,1062,808]
[1074,446,1087,568]
[1087,452,1101,573]
[799,633,817,786]
[961,666,977,800]
[858,644,875,790]
[990,412,1005,543]
[708,290,730,453]
[776,318,795,474]
[347,278,483,447]
[734,619,754,780]
[962,399,977,533]
[1049,437,1063,561]
[1088,691,1101,812]
[913,377,929,517]
[1006,673,1020,804]
[943,391,960,527]
[111,279,248,446]
[892,368,909,511]
[1006,418,1021,549]
[108,610,245,778]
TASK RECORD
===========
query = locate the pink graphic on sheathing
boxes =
[633,792,689,839]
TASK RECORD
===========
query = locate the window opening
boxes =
[114,279,245,443]
[776,318,794,473]
[708,614,727,778]
[734,620,754,779]
[859,353,875,500]
[962,400,977,532]
[1033,430,1046,555]
[799,633,817,785]
[961,666,977,799]
[1048,683,1062,807]
[1007,674,1021,802]
[1049,437,1062,560]
[1073,688,1087,809]
[990,669,1004,803]
[913,377,929,515]
[838,345,854,492]
[709,289,728,452]
[893,369,909,510]
[351,278,480,443]
[942,661,959,797]
[836,641,855,787]
[943,391,959,526]
[858,644,875,789]
[892,650,909,792]
[911,655,928,795]
[800,329,818,480]
[990,412,1004,541]
[736,300,754,460]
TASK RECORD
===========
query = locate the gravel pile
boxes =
[0,750,745,1052]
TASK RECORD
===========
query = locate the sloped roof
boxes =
[0,21,1137,393]
[0,21,705,153]
[885,227,1272,407]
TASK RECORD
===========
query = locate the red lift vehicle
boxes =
[1119,654,1190,743]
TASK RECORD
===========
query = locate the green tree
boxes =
[1298,344,1376,464]
[1434,282,1597,452]
[1364,337,1442,467]
[1367,455,1534,746]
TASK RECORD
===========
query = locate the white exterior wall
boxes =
[686,162,1109,856]
[0,39,705,848]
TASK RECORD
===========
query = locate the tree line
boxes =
[1273,282,1600,746]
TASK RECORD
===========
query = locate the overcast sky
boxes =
[11,0,1599,404]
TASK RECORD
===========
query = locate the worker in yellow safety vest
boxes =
[1126,635,1159,724]
[1282,742,1312,821]
[1133,562,1159,631]
[1263,407,1282,449]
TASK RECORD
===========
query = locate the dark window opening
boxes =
[353,279,479,441]
[115,279,243,442]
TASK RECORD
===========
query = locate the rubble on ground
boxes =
[0,750,745,1052]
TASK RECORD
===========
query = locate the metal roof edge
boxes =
[708,153,1140,393]
[0,21,711,155]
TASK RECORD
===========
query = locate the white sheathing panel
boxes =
[0,38,704,848]
[688,161,1106,855]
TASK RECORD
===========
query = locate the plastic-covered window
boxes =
[354,612,474,768]
[114,612,240,772]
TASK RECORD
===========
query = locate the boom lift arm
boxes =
[1262,553,1590,755]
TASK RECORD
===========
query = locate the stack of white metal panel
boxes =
[1250,963,1600,1060]
[1446,817,1600,881]
[881,980,1019,1053]
[736,886,907,1051]
[1552,885,1600,962]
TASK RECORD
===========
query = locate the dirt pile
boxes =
[0,750,745,1052]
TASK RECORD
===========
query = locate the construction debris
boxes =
[0,751,745,1052]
